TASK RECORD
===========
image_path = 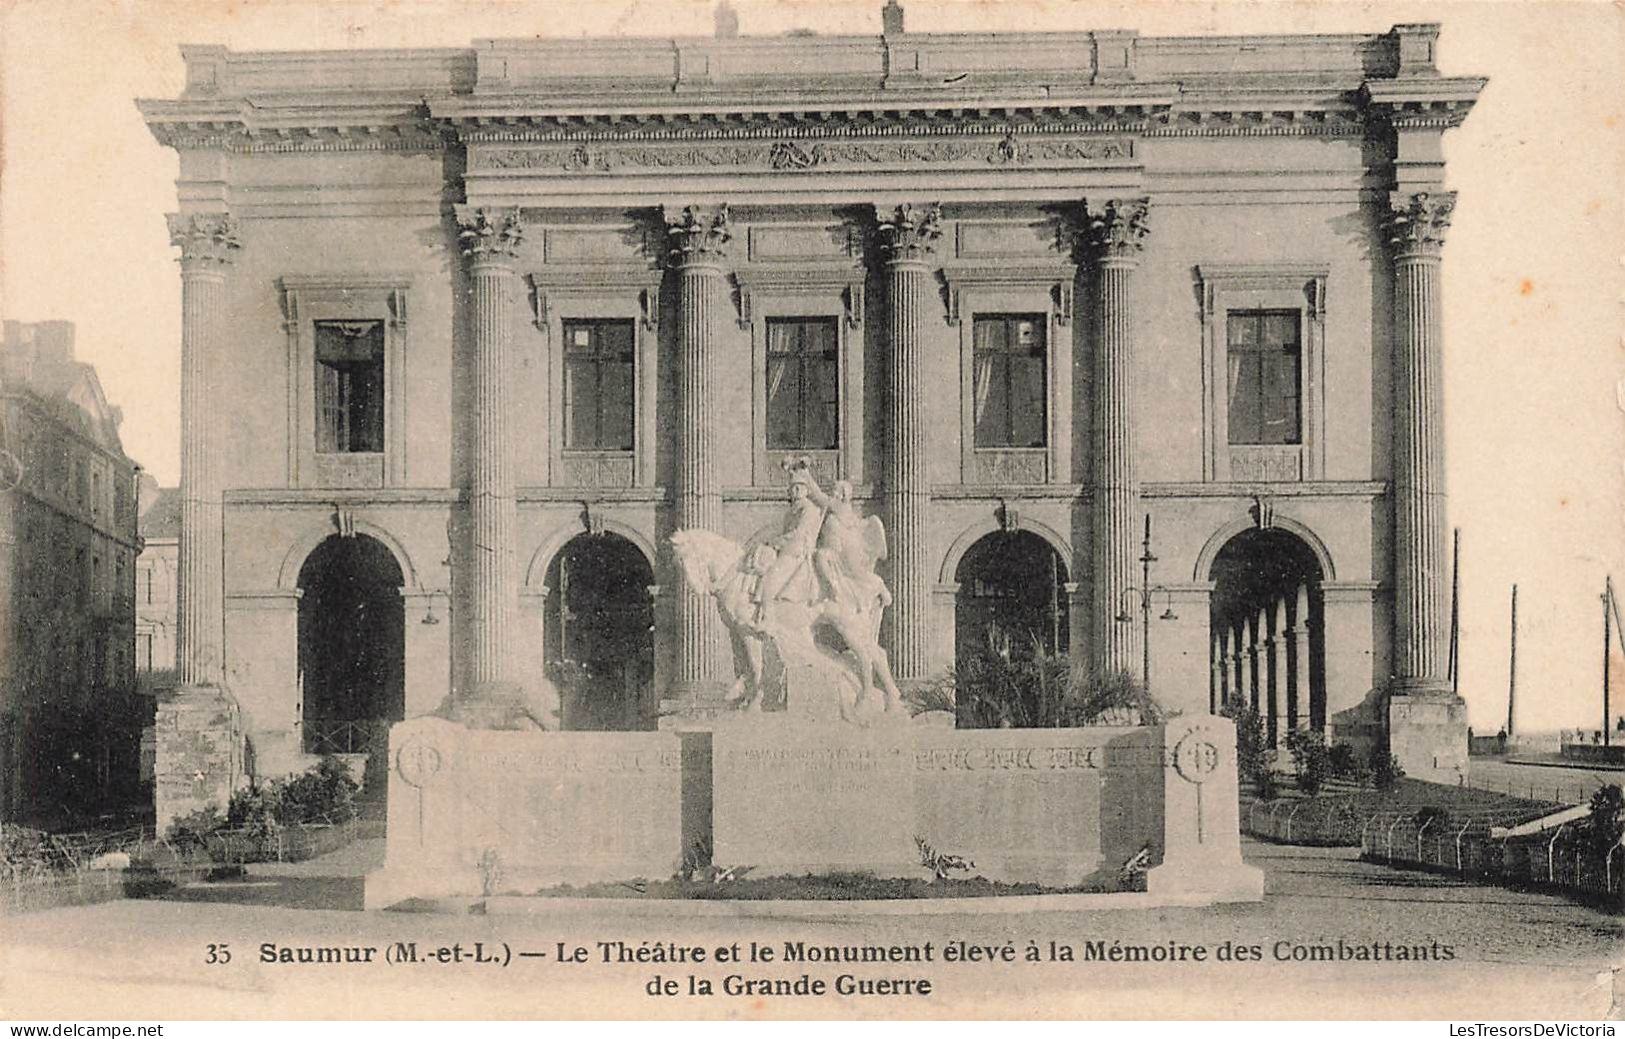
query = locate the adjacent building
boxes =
[137,6,1484,821]
[0,320,145,823]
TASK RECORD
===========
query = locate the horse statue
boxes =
[669,466,904,724]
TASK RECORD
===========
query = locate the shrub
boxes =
[279,755,359,824]
[1222,701,1270,791]
[1284,729,1331,795]
[1369,742,1404,790]
[1327,742,1357,779]
[1059,669,1165,727]
[1587,784,1624,855]
[164,807,224,850]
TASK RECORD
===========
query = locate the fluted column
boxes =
[1085,199,1150,679]
[1387,191,1455,698]
[1264,598,1281,747]
[168,213,239,689]
[665,204,733,690]
[875,203,942,682]
[1289,584,1311,732]
[456,206,524,698]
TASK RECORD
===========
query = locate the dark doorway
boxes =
[1208,527,1324,743]
[954,530,1070,666]
[544,533,656,731]
[296,534,404,799]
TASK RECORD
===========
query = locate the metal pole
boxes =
[1507,584,1518,737]
[1449,527,1461,694]
[1605,578,1613,747]
[1140,514,1156,694]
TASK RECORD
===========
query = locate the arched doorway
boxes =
[296,534,404,799]
[953,531,1070,726]
[544,533,656,731]
[1208,527,1324,746]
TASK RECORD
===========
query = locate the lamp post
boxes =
[1113,514,1176,696]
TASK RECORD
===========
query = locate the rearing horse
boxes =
[669,529,903,722]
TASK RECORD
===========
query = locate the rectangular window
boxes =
[137,633,153,673]
[972,314,1047,449]
[1226,309,1302,445]
[142,567,153,605]
[562,319,635,451]
[314,320,386,453]
[765,317,839,451]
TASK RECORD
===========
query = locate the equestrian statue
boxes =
[670,458,904,724]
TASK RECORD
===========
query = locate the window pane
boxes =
[601,358,635,450]
[804,353,839,449]
[974,355,1009,448]
[1227,352,1261,444]
[802,318,837,358]
[598,320,635,360]
[1264,310,1301,349]
[1011,353,1047,447]
[765,355,801,449]
[564,358,596,448]
[1226,312,1260,350]
[1261,352,1302,444]
[316,361,342,453]
[973,316,1007,352]
[354,361,385,452]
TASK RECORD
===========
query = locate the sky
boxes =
[0,0,1620,733]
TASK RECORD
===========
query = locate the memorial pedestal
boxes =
[711,717,917,877]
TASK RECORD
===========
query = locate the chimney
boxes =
[33,321,76,366]
[882,0,904,35]
[715,0,739,38]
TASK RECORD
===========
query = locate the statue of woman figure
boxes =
[814,480,891,622]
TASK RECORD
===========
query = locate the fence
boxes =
[1359,810,1624,907]
[1463,773,1605,807]
[2,814,362,914]
[301,718,389,756]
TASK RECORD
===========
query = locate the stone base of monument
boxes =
[154,683,243,833]
[1388,693,1469,785]
[363,718,692,909]
[366,708,1262,908]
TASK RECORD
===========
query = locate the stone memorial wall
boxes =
[366,714,1261,907]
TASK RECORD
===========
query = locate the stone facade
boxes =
[0,320,145,823]
[139,18,1484,801]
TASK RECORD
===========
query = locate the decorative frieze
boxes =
[561,454,636,489]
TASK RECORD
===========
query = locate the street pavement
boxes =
[2,838,1620,1020]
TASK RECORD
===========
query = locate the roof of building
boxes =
[0,320,128,458]
[138,480,181,540]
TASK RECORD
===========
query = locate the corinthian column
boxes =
[456,206,524,703]
[665,204,733,691]
[167,212,239,690]
[875,203,943,682]
[1383,190,1469,782]
[1386,191,1455,698]
[1085,198,1150,680]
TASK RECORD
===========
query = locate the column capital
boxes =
[456,205,525,268]
[1386,190,1456,259]
[663,203,733,269]
[166,211,240,271]
[1082,197,1150,265]
[874,202,943,266]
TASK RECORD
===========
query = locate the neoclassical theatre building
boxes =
[139,7,1482,809]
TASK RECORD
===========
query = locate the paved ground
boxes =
[3,838,1620,1020]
